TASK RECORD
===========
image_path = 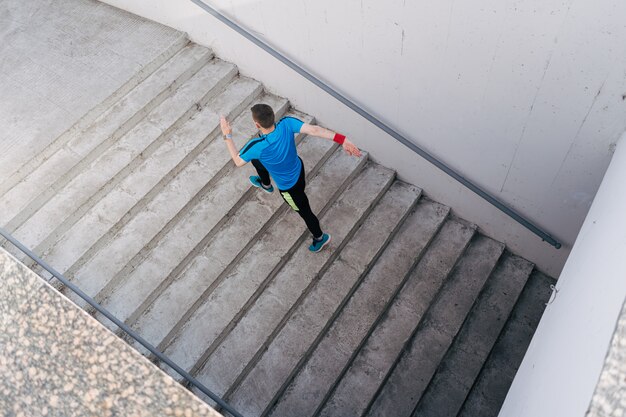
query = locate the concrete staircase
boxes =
[0,39,556,417]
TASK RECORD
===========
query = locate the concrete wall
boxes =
[97,0,626,276]
[498,133,626,417]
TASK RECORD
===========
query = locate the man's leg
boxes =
[251,159,272,187]
[281,188,323,238]
[279,163,323,239]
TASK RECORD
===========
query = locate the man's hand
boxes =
[220,115,232,136]
[342,139,362,157]
[220,115,246,167]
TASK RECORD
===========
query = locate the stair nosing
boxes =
[410,237,505,417]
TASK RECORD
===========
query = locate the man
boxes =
[220,104,361,252]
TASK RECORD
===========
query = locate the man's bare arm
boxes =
[220,115,247,167]
[300,123,362,157]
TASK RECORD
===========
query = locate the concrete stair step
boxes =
[156,141,367,376]
[9,58,237,255]
[96,129,336,332]
[316,218,476,417]
[227,181,422,417]
[63,100,295,309]
[0,44,212,228]
[34,77,266,280]
[191,162,395,405]
[0,32,189,195]
[125,134,347,356]
[364,234,505,417]
[411,252,534,417]
[268,198,450,417]
[457,270,554,417]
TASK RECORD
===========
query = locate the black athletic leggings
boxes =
[251,158,323,238]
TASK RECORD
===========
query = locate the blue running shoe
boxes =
[309,233,331,252]
[249,176,274,193]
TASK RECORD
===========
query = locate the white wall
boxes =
[498,133,626,417]
[99,0,626,276]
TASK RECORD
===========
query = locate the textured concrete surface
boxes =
[325,219,475,417]
[39,78,272,277]
[86,76,262,324]
[49,88,285,284]
[128,132,335,353]
[0,44,211,229]
[123,110,315,349]
[192,162,392,400]
[586,298,626,417]
[157,139,352,376]
[0,248,221,417]
[365,235,505,417]
[11,59,238,251]
[112,122,328,334]
[64,85,280,309]
[227,182,420,417]
[412,252,534,417]
[269,199,449,417]
[27,45,212,258]
[458,271,555,417]
[96,119,328,331]
[318,201,455,417]
[0,0,186,183]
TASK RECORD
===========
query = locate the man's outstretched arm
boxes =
[300,123,362,157]
[220,115,247,167]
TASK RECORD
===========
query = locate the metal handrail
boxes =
[0,227,245,417]
[189,0,562,249]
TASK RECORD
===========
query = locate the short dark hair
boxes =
[251,103,275,129]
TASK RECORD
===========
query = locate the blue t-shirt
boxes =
[239,116,304,190]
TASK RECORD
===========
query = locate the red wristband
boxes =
[333,133,346,145]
